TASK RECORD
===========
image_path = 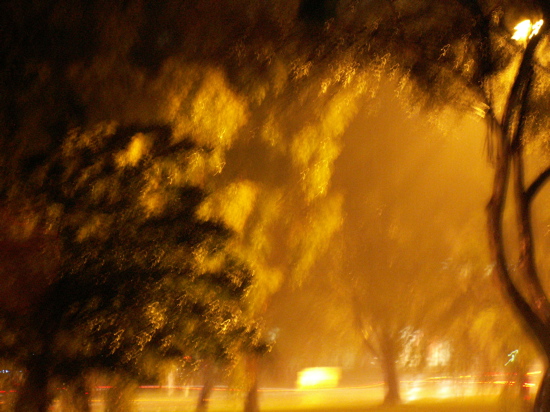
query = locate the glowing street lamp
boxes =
[512,19,544,41]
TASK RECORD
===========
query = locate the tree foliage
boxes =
[317,0,550,409]
[3,121,261,411]
[0,1,376,410]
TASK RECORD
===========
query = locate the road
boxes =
[87,385,385,411]
[79,380,506,412]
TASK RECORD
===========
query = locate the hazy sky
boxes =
[265,82,493,384]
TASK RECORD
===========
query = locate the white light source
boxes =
[512,19,544,41]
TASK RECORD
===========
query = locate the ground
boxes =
[70,385,513,412]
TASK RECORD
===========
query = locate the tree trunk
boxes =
[60,374,91,412]
[105,377,137,412]
[535,366,550,411]
[244,355,260,412]
[14,355,52,412]
[196,363,215,412]
[244,380,259,412]
[484,23,550,410]
[380,332,400,405]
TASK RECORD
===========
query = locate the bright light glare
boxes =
[512,19,544,41]
[512,20,532,40]
[532,20,544,37]
[406,386,421,401]
[297,367,341,389]
[438,382,452,398]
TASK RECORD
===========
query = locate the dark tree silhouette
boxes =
[6,121,259,412]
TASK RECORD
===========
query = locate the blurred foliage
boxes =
[0,119,262,410]
[4,0,550,410]
[0,0,374,409]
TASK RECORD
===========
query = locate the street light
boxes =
[512,19,544,41]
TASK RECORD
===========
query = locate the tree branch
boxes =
[351,294,380,358]
[526,166,550,201]
[486,26,550,351]
[375,0,492,111]
[506,31,550,326]
[487,178,550,350]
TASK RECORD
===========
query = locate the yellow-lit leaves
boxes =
[190,69,248,147]
[260,113,286,151]
[222,190,284,313]
[185,150,209,186]
[319,56,360,93]
[76,213,112,242]
[246,262,283,314]
[290,90,358,201]
[115,133,151,167]
[145,301,167,331]
[167,66,249,149]
[63,121,118,157]
[139,152,190,216]
[247,190,283,257]
[139,163,171,217]
[192,244,227,276]
[197,180,258,234]
[160,64,250,183]
[290,193,343,280]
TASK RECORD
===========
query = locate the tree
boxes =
[322,82,492,404]
[0,4,334,412]
[310,0,550,409]
[441,215,540,409]
[177,4,375,410]
[3,121,260,412]
[336,190,476,404]
[0,1,267,410]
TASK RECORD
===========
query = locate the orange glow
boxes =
[296,367,341,389]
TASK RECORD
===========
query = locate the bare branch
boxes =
[511,80,550,327]
[526,166,550,201]
[487,184,550,349]
[486,26,550,350]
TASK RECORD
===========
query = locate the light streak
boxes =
[505,349,518,366]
